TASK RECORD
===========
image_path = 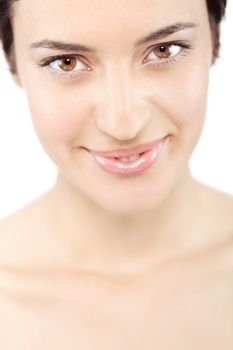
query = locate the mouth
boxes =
[87,137,168,158]
[86,135,169,176]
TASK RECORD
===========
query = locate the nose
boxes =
[94,64,152,142]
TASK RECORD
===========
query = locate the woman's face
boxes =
[12,0,212,214]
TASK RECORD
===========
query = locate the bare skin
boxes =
[0,0,233,348]
[0,177,233,349]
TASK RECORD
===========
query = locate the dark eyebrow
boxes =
[29,22,197,53]
[29,39,96,53]
[135,22,198,46]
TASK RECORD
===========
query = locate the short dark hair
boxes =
[0,0,228,73]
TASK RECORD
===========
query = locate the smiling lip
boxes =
[86,135,169,176]
[88,136,168,158]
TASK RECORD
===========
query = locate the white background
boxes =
[0,2,232,219]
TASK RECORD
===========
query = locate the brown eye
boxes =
[58,57,77,71]
[144,43,183,65]
[153,45,171,59]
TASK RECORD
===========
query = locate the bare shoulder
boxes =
[0,194,48,238]
[0,191,54,267]
[0,206,36,348]
[197,182,233,225]
[207,183,233,234]
[194,181,233,263]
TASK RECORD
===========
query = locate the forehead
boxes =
[12,0,207,46]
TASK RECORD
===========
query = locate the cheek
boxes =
[158,62,209,146]
[24,85,93,148]
[176,66,209,148]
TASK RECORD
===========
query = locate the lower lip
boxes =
[88,137,167,177]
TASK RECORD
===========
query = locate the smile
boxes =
[87,136,169,176]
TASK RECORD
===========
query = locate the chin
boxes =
[87,179,175,217]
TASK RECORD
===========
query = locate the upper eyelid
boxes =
[39,54,90,67]
[143,40,192,54]
[38,40,192,75]
[142,40,193,63]
[40,40,192,61]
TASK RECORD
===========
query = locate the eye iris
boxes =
[59,57,77,71]
[155,45,171,58]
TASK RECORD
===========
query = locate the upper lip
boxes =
[87,136,168,158]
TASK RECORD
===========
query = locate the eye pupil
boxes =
[159,46,166,53]
[64,58,71,65]
[154,45,171,59]
[59,57,77,71]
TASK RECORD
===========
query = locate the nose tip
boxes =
[95,110,152,142]
[93,67,152,142]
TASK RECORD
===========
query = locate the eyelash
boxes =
[143,40,193,68]
[38,40,193,81]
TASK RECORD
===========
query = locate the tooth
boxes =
[118,155,140,162]
[129,155,140,161]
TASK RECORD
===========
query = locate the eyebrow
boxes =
[30,40,95,53]
[29,22,198,52]
[134,22,198,46]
